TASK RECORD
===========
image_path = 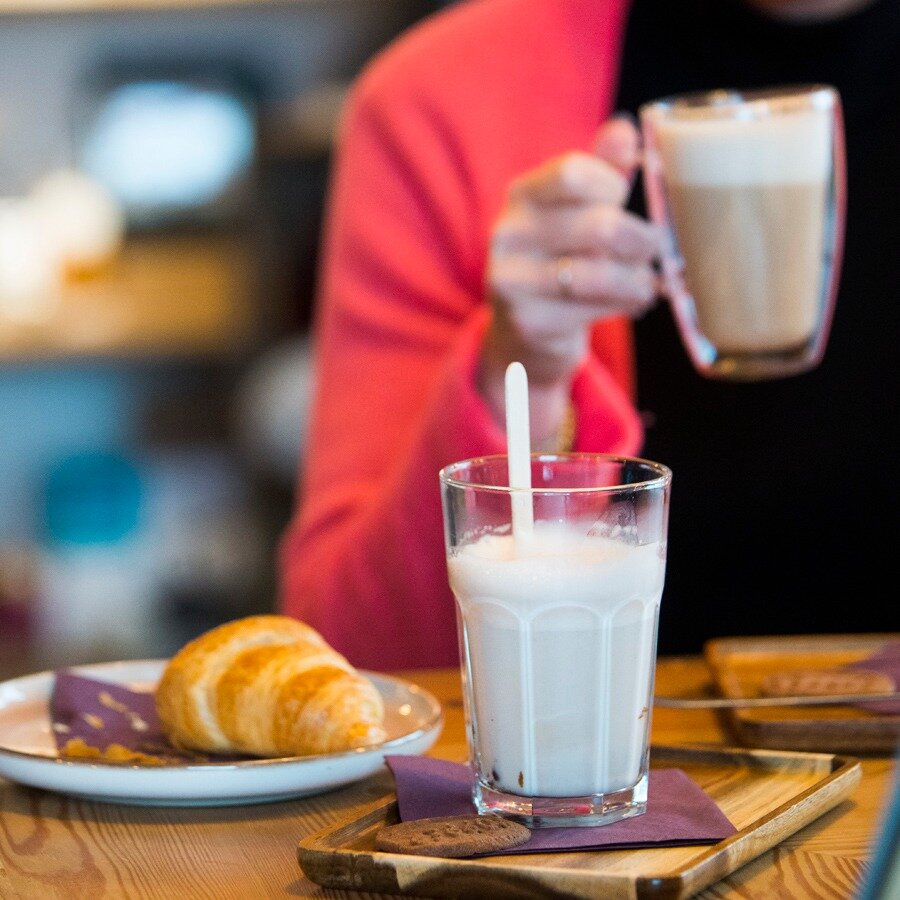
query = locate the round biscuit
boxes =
[375,814,531,857]
[760,667,895,697]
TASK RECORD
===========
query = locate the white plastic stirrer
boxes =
[505,361,537,788]
[505,361,534,550]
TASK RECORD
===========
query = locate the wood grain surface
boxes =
[0,655,896,899]
[297,746,862,899]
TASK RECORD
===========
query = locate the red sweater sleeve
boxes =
[277,0,640,671]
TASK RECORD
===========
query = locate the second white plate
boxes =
[0,659,443,807]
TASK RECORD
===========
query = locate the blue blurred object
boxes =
[80,77,256,228]
[44,451,142,545]
[0,366,139,544]
[859,757,900,900]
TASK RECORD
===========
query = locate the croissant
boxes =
[155,615,387,757]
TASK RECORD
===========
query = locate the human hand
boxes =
[478,117,662,443]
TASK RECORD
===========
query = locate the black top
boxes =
[614,0,900,652]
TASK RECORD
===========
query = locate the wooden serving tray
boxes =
[296,744,860,899]
[704,633,900,753]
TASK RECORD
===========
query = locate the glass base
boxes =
[693,343,821,382]
[474,771,648,828]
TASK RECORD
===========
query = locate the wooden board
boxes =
[296,744,861,899]
[704,633,900,753]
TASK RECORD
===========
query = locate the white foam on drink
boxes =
[449,523,664,797]
[655,107,831,185]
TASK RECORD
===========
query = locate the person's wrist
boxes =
[477,326,575,451]
[555,401,577,453]
[528,383,573,451]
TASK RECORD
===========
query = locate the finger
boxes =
[492,254,658,313]
[497,290,649,340]
[593,115,641,179]
[494,204,662,263]
[541,256,658,312]
[508,151,631,208]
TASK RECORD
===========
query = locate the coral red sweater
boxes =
[278,0,640,670]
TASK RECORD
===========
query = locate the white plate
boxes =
[0,659,443,807]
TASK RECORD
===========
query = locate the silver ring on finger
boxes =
[556,255,575,299]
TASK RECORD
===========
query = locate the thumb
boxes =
[593,113,641,181]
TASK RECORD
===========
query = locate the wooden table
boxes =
[0,657,895,899]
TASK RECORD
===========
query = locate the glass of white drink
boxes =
[439,453,672,828]
[639,84,845,381]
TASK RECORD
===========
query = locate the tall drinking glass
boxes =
[640,84,846,381]
[439,453,672,828]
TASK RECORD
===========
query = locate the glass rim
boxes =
[639,83,837,121]
[438,452,672,495]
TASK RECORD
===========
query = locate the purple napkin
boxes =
[385,755,736,855]
[50,671,244,763]
[848,641,900,715]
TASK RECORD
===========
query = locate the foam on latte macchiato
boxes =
[655,107,832,354]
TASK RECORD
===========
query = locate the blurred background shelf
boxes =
[0,234,256,361]
[0,0,380,16]
[0,0,444,664]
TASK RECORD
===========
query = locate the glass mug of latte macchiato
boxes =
[639,84,846,381]
[439,453,672,828]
